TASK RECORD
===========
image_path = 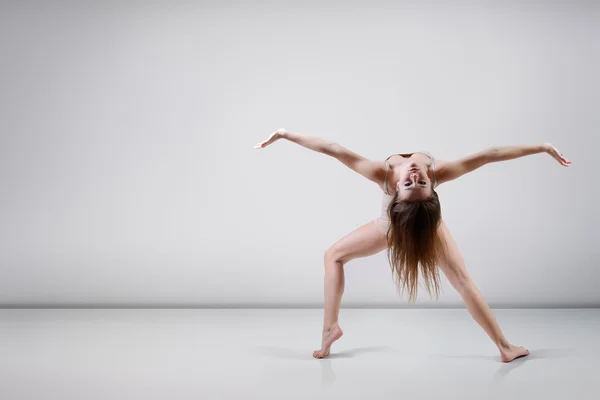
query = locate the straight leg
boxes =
[436,220,530,362]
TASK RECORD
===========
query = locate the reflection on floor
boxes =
[0,308,596,400]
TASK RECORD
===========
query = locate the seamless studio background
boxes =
[1,0,598,308]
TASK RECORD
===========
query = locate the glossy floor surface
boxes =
[0,308,597,399]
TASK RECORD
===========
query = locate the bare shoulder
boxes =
[433,158,453,186]
[373,157,398,193]
[373,159,389,192]
[434,149,492,186]
[330,143,389,189]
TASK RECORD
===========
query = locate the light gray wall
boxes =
[1,0,598,307]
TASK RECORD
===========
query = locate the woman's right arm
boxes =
[255,129,335,154]
[280,130,338,155]
[255,129,383,186]
[283,130,382,185]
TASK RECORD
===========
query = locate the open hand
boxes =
[254,129,288,149]
[543,143,571,167]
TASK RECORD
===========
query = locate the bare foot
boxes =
[313,325,343,359]
[500,343,530,362]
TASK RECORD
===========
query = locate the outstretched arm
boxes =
[437,143,571,185]
[280,130,337,155]
[255,129,381,185]
[489,143,546,162]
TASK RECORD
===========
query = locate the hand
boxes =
[254,129,288,149]
[543,143,571,167]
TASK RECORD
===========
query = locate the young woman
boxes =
[254,128,571,363]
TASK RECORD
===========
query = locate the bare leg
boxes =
[312,255,345,359]
[323,257,344,328]
[436,220,529,363]
[457,283,529,362]
[313,220,388,358]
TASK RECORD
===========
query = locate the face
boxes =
[394,160,433,201]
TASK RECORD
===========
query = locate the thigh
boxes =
[436,219,472,288]
[326,220,389,264]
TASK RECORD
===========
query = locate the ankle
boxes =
[497,338,510,350]
[322,323,339,332]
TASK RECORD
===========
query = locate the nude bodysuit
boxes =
[374,151,438,234]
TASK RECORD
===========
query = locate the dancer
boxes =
[254,129,571,362]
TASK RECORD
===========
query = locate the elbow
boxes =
[323,142,340,157]
[486,146,499,162]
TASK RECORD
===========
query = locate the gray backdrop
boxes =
[1,0,598,307]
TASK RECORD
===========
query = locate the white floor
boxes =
[0,308,597,400]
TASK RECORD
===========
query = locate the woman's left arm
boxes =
[436,143,571,185]
[489,143,571,167]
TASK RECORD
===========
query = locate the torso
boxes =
[378,152,436,195]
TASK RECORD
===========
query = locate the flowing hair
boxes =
[385,190,445,303]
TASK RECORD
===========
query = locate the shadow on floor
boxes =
[254,345,578,387]
[254,345,394,360]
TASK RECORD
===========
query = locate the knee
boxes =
[324,247,344,266]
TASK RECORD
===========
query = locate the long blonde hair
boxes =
[385,190,444,303]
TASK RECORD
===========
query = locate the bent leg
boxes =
[436,219,530,362]
[314,220,388,358]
